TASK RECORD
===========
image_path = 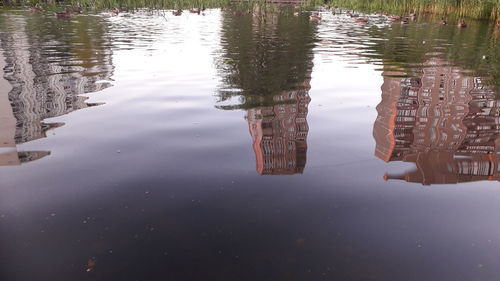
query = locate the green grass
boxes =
[327,0,500,21]
[0,1,319,14]
[2,0,499,21]
[0,0,314,9]
[1,0,235,9]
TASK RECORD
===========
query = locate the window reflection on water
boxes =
[0,7,498,185]
[0,13,114,166]
[216,6,315,175]
[374,59,499,185]
[1,6,500,281]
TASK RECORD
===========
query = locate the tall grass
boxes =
[0,0,317,10]
[1,0,232,9]
[327,0,500,21]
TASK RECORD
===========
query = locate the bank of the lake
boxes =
[3,0,500,23]
[327,0,500,21]
[1,0,231,9]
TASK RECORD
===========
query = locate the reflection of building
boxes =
[246,80,310,175]
[218,7,315,175]
[0,16,113,166]
[373,58,500,185]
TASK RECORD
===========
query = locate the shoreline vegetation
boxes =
[325,0,500,21]
[0,0,232,9]
[1,0,499,22]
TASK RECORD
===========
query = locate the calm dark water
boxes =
[0,6,499,281]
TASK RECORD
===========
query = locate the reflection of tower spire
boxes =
[373,58,499,185]
[0,15,114,166]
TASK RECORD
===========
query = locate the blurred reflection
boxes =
[0,14,114,165]
[374,58,499,185]
[216,6,315,174]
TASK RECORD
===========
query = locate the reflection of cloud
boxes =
[217,7,315,175]
[373,58,499,185]
[0,16,114,166]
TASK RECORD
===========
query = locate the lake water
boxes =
[0,6,499,281]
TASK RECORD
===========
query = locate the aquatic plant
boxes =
[327,0,500,21]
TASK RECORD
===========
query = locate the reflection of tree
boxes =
[216,6,316,175]
[363,20,500,86]
[309,12,500,184]
[373,59,499,185]
[0,14,114,166]
[216,5,316,110]
[309,13,500,184]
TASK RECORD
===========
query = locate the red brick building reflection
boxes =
[246,80,311,175]
[217,7,315,175]
[373,58,499,185]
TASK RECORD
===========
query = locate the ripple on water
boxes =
[0,7,499,281]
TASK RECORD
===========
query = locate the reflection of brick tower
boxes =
[0,16,113,166]
[373,58,499,185]
[217,8,316,175]
[246,79,311,175]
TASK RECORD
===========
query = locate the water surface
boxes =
[0,7,499,281]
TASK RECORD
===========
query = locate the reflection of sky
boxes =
[1,8,498,212]
[1,9,500,281]
[107,10,221,103]
[310,49,385,166]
